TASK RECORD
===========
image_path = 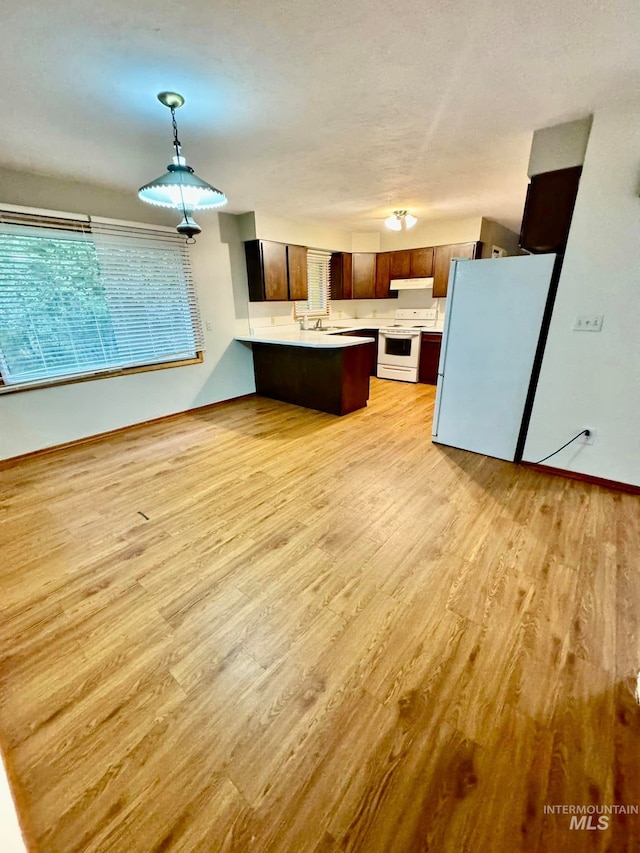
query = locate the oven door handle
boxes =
[381,332,420,340]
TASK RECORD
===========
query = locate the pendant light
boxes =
[384,210,418,231]
[138,92,227,241]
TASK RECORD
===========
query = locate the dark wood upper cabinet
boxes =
[519,166,582,254]
[410,247,434,278]
[432,242,481,299]
[287,244,308,301]
[246,240,310,302]
[390,251,411,279]
[375,252,392,299]
[245,240,289,301]
[330,252,352,300]
[260,241,289,301]
[387,248,433,281]
[342,253,353,299]
[352,253,376,299]
[247,238,480,302]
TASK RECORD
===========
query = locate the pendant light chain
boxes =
[171,107,182,159]
[168,107,192,238]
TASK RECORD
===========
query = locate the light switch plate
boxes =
[573,315,604,332]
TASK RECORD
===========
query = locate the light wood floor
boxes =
[1,379,639,852]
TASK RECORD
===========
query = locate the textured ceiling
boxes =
[1,0,639,232]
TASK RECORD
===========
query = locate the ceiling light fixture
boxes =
[384,210,418,231]
[138,92,227,241]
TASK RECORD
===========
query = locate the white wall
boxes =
[252,211,352,252]
[479,218,522,258]
[248,290,447,329]
[527,116,592,177]
[352,232,380,252]
[379,216,482,251]
[247,211,484,254]
[0,170,255,461]
[523,102,640,486]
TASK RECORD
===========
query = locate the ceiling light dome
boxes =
[385,210,418,231]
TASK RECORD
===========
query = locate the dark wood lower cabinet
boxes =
[252,342,374,415]
[418,333,442,384]
[338,330,379,376]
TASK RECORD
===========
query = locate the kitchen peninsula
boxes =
[235,330,375,415]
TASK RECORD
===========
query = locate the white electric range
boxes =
[377,308,438,383]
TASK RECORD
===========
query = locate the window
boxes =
[0,209,203,392]
[294,249,331,318]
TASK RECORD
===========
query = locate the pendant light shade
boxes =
[138,92,227,241]
[138,157,227,210]
[384,210,418,231]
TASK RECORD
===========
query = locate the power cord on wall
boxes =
[531,430,590,465]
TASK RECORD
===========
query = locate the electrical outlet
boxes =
[206,321,213,331]
[573,315,604,332]
[579,429,595,445]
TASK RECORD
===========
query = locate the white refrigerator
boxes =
[432,253,556,461]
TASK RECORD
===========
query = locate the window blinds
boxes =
[296,249,331,317]
[0,212,203,389]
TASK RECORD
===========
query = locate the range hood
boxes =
[390,277,434,291]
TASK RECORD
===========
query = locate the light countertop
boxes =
[235,329,376,348]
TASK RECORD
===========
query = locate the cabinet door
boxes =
[287,244,308,301]
[419,334,442,384]
[261,241,289,301]
[340,329,378,375]
[245,240,265,302]
[519,166,582,253]
[410,247,434,278]
[390,250,411,279]
[375,252,391,298]
[330,253,353,300]
[433,242,479,298]
[330,253,343,300]
[352,253,376,299]
[342,253,353,299]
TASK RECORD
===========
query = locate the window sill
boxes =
[0,353,204,395]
